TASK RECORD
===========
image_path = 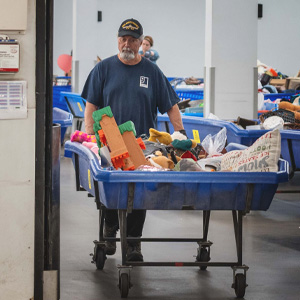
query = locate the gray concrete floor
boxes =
[60,153,300,300]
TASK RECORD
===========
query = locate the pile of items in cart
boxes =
[256,59,300,93]
[70,106,281,174]
[233,100,300,131]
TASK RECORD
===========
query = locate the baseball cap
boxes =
[118,18,143,39]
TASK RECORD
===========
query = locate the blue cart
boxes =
[64,141,289,298]
[157,114,300,177]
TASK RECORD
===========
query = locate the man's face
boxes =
[118,36,142,61]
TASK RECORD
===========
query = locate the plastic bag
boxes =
[207,113,220,120]
[201,127,227,158]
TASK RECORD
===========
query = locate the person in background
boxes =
[82,18,185,262]
[139,35,159,64]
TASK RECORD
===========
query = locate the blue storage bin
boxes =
[53,85,72,111]
[64,141,288,211]
[184,107,204,114]
[263,92,295,102]
[53,107,73,143]
[183,112,204,117]
[175,89,204,101]
[157,114,300,172]
[280,130,300,171]
[59,92,86,118]
[264,102,277,111]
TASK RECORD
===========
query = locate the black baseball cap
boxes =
[118,18,143,39]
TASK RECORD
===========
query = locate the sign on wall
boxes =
[0,41,20,73]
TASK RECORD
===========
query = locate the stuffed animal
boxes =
[171,139,197,151]
[148,155,175,169]
[279,101,300,112]
[82,141,100,158]
[148,128,172,145]
[71,130,96,143]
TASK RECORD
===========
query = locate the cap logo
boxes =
[122,21,139,31]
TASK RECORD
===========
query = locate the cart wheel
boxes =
[196,247,210,270]
[234,273,246,298]
[119,273,129,298]
[95,247,106,270]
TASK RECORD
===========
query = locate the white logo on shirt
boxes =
[140,76,149,88]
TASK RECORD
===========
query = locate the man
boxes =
[82,18,185,262]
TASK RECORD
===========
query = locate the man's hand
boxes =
[179,129,188,138]
[167,104,184,132]
[84,102,98,134]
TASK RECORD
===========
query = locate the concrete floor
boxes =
[60,153,300,300]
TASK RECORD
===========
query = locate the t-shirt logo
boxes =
[140,76,149,88]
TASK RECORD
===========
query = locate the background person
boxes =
[139,35,159,64]
[82,18,185,262]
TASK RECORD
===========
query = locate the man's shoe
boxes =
[104,223,118,255]
[126,242,143,262]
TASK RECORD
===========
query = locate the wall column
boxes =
[204,0,258,119]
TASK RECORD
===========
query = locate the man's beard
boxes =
[120,47,135,61]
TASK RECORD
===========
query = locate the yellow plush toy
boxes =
[148,128,173,145]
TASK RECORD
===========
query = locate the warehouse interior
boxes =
[0,0,300,299]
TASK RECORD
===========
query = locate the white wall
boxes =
[54,0,206,92]
[53,0,73,77]
[54,0,300,91]
[0,0,36,299]
[257,0,300,76]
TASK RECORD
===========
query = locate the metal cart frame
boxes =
[66,142,289,298]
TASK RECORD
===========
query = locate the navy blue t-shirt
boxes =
[81,55,179,136]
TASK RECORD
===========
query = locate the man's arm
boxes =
[84,101,98,134]
[166,104,184,131]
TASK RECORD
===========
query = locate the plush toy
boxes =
[148,155,175,169]
[152,150,182,165]
[148,128,172,145]
[171,139,197,151]
[180,151,197,161]
[279,101,300,112]
[71,130,96,143]
[82,142,100,159]
[173,159,204,172]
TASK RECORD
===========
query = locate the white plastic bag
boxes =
[201,127,227,157]
[207,113,220,120]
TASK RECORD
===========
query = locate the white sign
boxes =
[0,81,27,119]
[0,43,20,73]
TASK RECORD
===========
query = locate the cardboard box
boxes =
[269,79,286,87]
[285,77,300,90]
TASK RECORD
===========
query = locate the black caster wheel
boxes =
[234,273,246,298]
[119,273,129,298]
[95,247,106,270]
[196,247,210,270]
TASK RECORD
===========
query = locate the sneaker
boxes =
[126,242,144,262]
[104,223,118,255]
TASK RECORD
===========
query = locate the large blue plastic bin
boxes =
[263,92,297,102]
[59,92,86,118]
[157,114,300,172]
[64,141,288,211]
[53,85,72,111]
[175,87,204,101]
[53,107,73,143]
